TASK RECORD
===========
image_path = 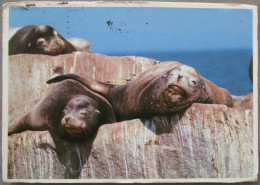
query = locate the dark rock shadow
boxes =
[140,108,188,135]
[48,130,98,179]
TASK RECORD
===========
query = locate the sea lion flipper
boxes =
[47,74,81,84]
[47,74,115,99]
[8,115,30,135]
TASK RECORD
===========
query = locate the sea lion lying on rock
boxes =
[9,25,77,55]
[9,26,91,54]
[8,80,116,142]
[47,61,233,120]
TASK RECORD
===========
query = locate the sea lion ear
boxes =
[95,110,101,114]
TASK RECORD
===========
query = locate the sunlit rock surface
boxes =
[8,103,254,179]
[7,52,255,180]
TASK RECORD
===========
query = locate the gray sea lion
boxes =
[8,80,116,142]
[47,61,233,121]
[9,25,76,55]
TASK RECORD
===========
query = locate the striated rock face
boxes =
[8,103,254,179]
[7,52,255,181]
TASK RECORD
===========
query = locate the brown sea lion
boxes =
[9,25,76,55]
[47,61,233,121]
[8,80,116,142]
[249,56,253,83]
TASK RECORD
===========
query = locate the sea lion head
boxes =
[140,64,207,114]
[61,95,101,140]
[26,25,66,55]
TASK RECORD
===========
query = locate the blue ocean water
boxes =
[105,49,252,96]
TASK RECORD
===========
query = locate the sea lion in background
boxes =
[9,26,91,53]
[47,61,233,121]
[249,56,253,83]
[8,80,116,142]
[232,56,253,110]
[9,25,76,55]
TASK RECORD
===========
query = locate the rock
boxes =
[8,103,254,179]
[7,52,256,181]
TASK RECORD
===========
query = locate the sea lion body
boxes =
[8,80,116,141]
[47,61,233,121]
[9,25,76,55]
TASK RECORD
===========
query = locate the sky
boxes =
[8,6,253,95]
[9,7,252,54]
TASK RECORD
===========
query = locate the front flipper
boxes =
[46,74,81,84]
[47,74,115,100]
[8,114,30,135]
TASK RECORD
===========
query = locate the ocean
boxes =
[106,49,253,96]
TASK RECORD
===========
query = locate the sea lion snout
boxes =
[166,65,200,90]
[61,95,101,135]
[61,116,87,133]
[46,38,65,55]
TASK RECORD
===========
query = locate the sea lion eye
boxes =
[80,111,88,116]
[37,38,46,46]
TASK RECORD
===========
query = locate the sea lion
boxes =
[8,80,116,142]
[249,56,253,83]
[47,61,233,121]
[9,25,76,55]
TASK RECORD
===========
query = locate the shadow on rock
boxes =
[48,130,97,179]
[141,108,187,135]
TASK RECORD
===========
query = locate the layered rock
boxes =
[8,103,255,179]
[6,52,256,181]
